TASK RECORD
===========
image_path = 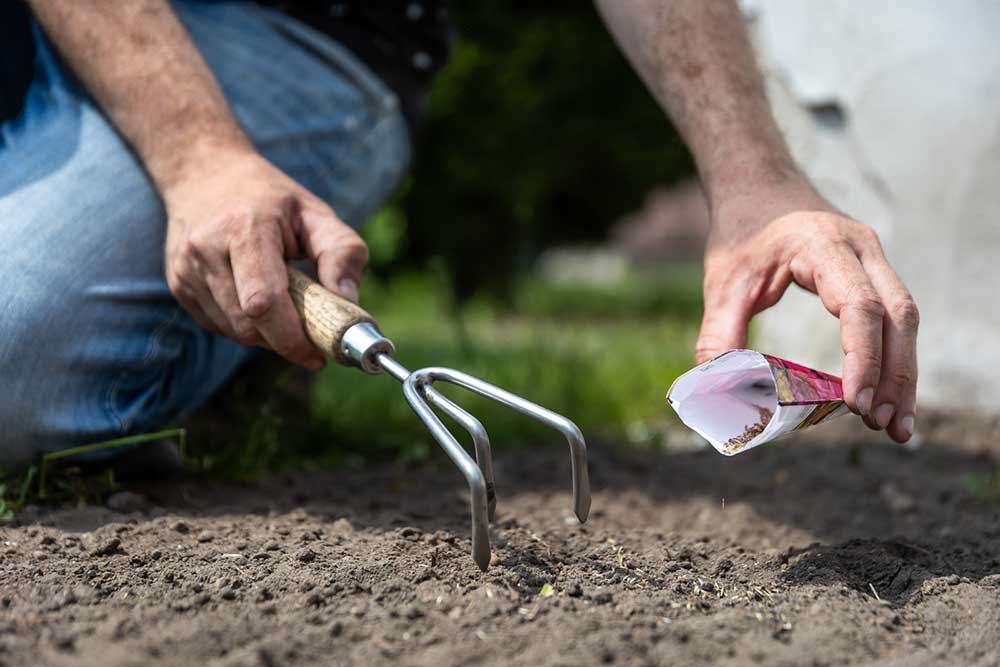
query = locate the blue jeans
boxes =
[0,2,411,465]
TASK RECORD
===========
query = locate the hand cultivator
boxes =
[288,269,591,571]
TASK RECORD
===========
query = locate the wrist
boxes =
[149,126,255,198]
[706,158,830,221]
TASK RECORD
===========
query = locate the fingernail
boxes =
[900,414,915,439]
[874,403,894,430]
[856,387,874,415]
[338,278,359,303]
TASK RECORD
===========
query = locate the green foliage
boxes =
[0,465,36,522]
[514,264,704,321]
[966,459,1000,502]
[397,2,693,297]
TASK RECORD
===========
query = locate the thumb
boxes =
[694,297,751,364]
[300,209,369,304]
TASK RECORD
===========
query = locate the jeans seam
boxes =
[105,306,183,434]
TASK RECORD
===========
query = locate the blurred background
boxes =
[195,0,1000,479]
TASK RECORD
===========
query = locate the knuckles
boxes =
[241,289,282,320]
[884,366,917,391]
[841,284,886,319]
[854,223,883,250]
[889,297,920,331]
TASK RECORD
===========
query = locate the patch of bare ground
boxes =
[1,412,999,666]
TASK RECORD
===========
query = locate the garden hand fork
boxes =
[287,268,591,571]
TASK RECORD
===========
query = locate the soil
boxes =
[2,412,1000,667]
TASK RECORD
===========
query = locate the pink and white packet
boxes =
[666,350,849,456]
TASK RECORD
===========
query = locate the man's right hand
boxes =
[27,1,368,369]
[162,144,369,370]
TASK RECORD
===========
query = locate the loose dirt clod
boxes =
[91,537,123,557]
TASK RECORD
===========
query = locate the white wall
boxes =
[744,0,1000,411]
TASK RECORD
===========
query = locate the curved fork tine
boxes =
[408,367,591,523]
[422,386,497,521]
[402,376,492,571]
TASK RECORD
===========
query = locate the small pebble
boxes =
[330,518,354,534]
[196,531,214,543]
[172,521,190,534]
[296,548,317,563]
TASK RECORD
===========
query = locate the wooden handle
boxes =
[287,267,376,365]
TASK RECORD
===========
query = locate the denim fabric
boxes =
[0,1,411,465]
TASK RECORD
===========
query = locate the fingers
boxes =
[861,252,919,442]
[299,207,368,303]
[229,218,327,370]
[695,282,752,364]
[204,270,264,348]
[810,248,884,417]
[167,252,235,339]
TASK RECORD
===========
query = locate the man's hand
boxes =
[596,0,919,441]
[697,186,919,443]
[28,0,366,368]
[163,145,368,369]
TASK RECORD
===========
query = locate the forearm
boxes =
[595,0,812,206]
[28,0,251,192]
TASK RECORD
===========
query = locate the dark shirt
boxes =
[0,2,35,124]
[260,1,451,127]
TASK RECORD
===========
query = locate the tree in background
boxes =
[383,1,694,301]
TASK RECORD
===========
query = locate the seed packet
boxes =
[666,349,849,456]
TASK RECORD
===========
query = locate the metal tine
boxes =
[421,386,497,521]
[406,366,591,523]
[401,376,493,571]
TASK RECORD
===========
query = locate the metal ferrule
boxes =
[340,322,396,374]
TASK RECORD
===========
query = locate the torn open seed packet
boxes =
[666,349,849,456]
